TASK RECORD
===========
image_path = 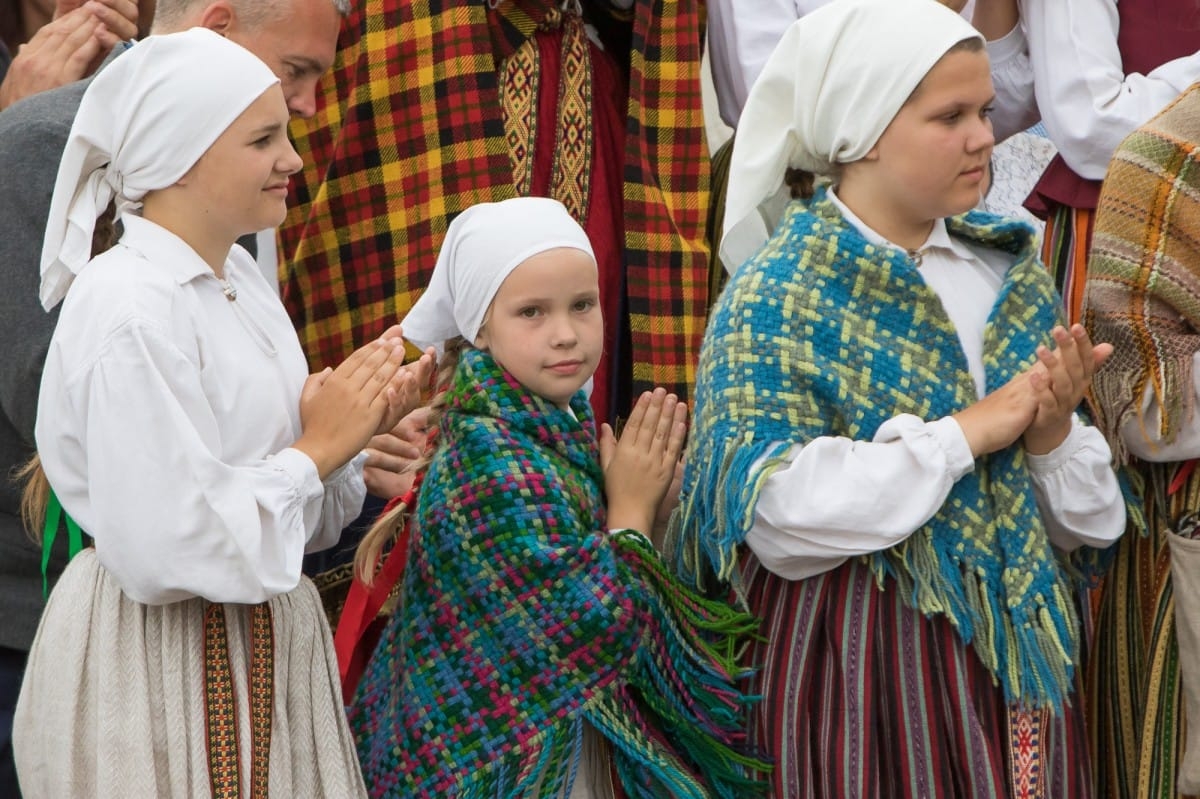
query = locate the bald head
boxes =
[149,0,345,118]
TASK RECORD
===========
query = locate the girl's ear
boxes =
[473,329,489,352]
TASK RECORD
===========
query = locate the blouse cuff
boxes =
[325,450,368,488]
[1025,418,1086,475]
[925,416,976,480]
[270,447,326,505]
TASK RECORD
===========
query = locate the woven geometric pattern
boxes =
[1008,707,1048,798]
[549,12,593,222]
[204,604,242,798]
[248,604,274,799]
[672,186,1092,711]
[350,348,765,798]
[203,603,275,799]
[501,31,539,198]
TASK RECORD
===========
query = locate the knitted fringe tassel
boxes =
[450,722,580,798]
[670,438,789,589]
[877,540,1079,712]
[677,435,1093,711]
[443,530,769,799]
[587,530,769,798]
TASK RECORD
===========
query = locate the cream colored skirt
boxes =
[13,549,366,798]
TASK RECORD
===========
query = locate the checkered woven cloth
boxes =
[670,187,1095,711]
[1084,85,1200,463]
[280,0,710,404]
[349,347,766,798]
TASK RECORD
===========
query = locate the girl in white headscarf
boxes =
[13,28,432,798]
[669,0,1126,796]
[346,196,767,798]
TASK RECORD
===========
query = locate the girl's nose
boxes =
[968,115,996,153]
[550,316,578,347]
[280,142,304,176]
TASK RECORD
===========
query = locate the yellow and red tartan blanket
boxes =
[281,0,710,403]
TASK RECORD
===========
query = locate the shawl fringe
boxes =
[672,189,1110,711]
[353,349,766,797]
[1086,86,1200,466]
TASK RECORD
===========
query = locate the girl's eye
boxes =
[941,111,961,124]
[981,105,995,119]
[572,299,595,312]
[519,307,540,318]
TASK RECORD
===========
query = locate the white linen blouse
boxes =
[706,0,1036,139]
[36,215,366,606]
[1022,0,1200,180]
[744,192,1126,581]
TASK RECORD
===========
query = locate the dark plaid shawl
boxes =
[280,0,710,402]
[349,348,764,798]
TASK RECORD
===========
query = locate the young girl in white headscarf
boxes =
[670,0,1127,795]
[348,196,767,798]
[13,28,432,798]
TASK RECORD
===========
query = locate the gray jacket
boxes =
[0,48,262,650]
[0,75,88,650]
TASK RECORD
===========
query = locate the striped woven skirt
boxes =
[1089,461,1195,799]
[1040,204,1095,325]
[13,549,366,798]
[741,555,1092,798]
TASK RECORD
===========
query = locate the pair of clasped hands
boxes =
[293,325,436,482]
[954,324,1112,459]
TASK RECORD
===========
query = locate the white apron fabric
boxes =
[13,549,367,797]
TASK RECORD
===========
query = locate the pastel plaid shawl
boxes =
[671,187,1096,711]
[350,348,765,798]
[1085,85,1200,463]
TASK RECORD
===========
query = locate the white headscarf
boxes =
[720,0,982,273]
[401,197,596,352]
[39,27,280,310]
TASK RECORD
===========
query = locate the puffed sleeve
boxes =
[745,414,975,580]
[1024,0,1200,178]
[986,23,1040,141]
[38,317,363,605]
[1026,415,1126,551]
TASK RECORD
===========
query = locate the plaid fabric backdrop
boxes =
[280,0,710,403]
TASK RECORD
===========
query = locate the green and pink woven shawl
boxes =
[349,348,765,798]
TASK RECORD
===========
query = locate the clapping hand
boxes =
[599,389,688,535]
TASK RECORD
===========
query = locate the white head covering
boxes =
[401,197,596,351]
[720,0,982,272]
[39,27,280,310]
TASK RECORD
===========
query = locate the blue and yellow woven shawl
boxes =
[671,186,1093,711]
[351,348,765,798]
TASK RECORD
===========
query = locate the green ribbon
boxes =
[42,489,84,599]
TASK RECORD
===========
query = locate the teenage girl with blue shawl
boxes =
[348,197,766,798]
[670,0,1126,796]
